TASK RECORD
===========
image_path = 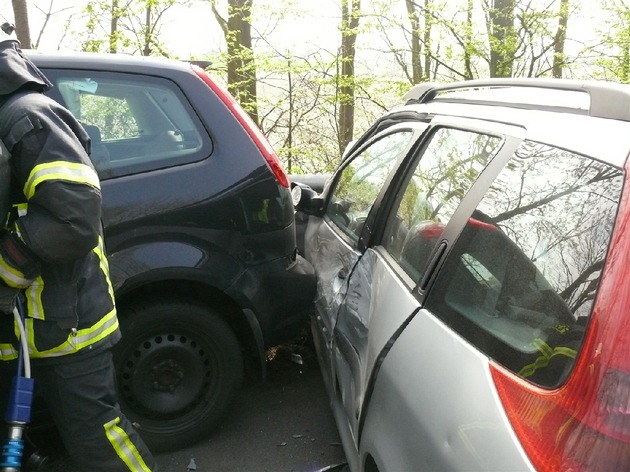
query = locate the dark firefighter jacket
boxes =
[0,42,120,361]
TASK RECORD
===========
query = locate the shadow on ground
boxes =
[26,330,347,472]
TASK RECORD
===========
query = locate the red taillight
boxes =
[467,217,497,231]
[191,65,289,188]
[490,170,630,471]
[491,345,630,470]
[418,222,445,239]
[418,218,495,239]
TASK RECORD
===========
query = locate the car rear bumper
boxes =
[227,252,317,347]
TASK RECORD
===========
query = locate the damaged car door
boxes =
[305,126,418,379]
[328,124,506,451]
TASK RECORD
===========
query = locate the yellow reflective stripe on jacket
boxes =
[13,203,27,218]
[518,338,577,378]
[94,236,115,302]
[23,161,100,199]
[0,343,18,360]
[0,254,32,288]
[19,241,111,323]
[25,308,119,358]
[104,417,152,472]
[23,276,44,321]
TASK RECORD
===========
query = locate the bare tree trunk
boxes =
[110,0,119,53]
[622,29,630,83]
[143,4,152,56]
[487,0,516,77]
[212,0,259,126]
[286,56,294,171]
[11,0,32,49]
[552,0,569,78]
[338,0,361,156]
[464,0,474,79]
[423,0,432,79]
[405,0,423,84]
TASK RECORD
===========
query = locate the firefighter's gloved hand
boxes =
[0,229,40,284]
[0,284,22,315]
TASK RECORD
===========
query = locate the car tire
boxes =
[112,298,243,451]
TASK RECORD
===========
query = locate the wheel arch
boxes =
[114,276,266,379]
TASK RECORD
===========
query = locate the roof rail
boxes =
[403,78,630,122]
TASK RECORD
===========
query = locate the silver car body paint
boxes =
[313,244,533,470]
[304,87,630,471]
[306,215,359,345]
[306,123,530,471]
[360,295,533,471]
[333,249,420,431]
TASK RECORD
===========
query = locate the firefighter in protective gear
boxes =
[0,23,156,471]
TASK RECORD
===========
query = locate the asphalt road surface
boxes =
[29,337,348,472]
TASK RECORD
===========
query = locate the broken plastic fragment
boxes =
[315,463,350,472]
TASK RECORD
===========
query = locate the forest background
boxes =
[2,0,629,174]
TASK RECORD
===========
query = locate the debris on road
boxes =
[186,457,197,471]
[291,353,304,365]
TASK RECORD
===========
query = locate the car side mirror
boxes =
[291,182,324,214]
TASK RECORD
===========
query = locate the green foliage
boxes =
[27,0,630,174]
[80,95,139,140]
[81,0,181,56]
[595,0,630,82]
[253,49,348,173]
[367,0,583,81]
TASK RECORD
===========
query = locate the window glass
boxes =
[383,128,502,281]
[326,131,414,242]
[43,70,210,180]
[79,94,140,140]
[426,141,624,387]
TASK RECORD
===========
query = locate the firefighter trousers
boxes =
[1,349,157,471]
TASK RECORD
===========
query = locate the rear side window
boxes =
[426,141,624,387]
[326,131,414,243]
[43,70,210,179]
[383,127,502,282]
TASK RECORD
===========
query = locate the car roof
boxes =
[391,79,630,168]
[24,49,197,75]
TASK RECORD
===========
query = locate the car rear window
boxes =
[41,69,211,179]
[426,140,624,388]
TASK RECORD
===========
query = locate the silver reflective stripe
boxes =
[104,417,151,472]
[27,309,118,358]
[24,277,44,320]
[0,343,18,360]
[0,255,31,288]
[24,162,100,199]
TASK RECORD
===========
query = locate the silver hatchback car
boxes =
[293,79,630,471]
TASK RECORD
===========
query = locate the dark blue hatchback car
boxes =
[26,50,316,451]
